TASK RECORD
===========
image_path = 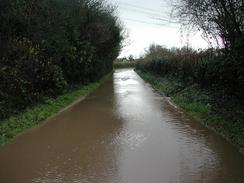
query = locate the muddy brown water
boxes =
[0,69,244,183]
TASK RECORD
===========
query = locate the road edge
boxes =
[0,73,112,146]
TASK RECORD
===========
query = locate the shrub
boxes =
[0,38,67,118]
[136,44,244,99]
[0,0,124,119]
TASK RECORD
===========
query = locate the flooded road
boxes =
[1,69,244,183]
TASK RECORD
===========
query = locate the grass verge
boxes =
[0,74,110,145]
[136,69,244,154]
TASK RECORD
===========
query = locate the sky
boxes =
[108,0,209,58]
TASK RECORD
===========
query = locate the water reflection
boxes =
[0,76,124,183]
[0,69,244,183]
[113,69,244,183]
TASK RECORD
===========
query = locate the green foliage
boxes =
[136,44,244,149]
[0,38,68,118]
[0,76,106,145]
[136,45,244,99]
[136,70,244,151]
[0,0,124,118]
[174,0,244,98]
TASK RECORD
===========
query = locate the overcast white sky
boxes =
[108,0,209,58]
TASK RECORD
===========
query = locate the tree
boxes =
[128,55,134,61]
[0,0,124,118]
[172,0,244,97]
[173,0,244,56]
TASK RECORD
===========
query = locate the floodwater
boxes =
[0,69,244,183]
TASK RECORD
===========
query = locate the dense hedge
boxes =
[136,45,244,100]
[0,0,123,118]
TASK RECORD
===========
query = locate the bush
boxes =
[0,38,67,118]
[136,44,244,100]
[0,0,124,119]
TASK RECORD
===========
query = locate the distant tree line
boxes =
[114,55,138,68]
[0,0,124,118]
[137,0,244,100]
[115,55,135,62]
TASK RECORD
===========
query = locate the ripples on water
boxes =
[0,69,244,183]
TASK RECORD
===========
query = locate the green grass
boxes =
[136,70,244,154]
[0,74,110,145]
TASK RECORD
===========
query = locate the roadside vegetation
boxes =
[0,0,124,119]
[0,0,123,143]
[0,74,110,145]
[136,0,244,153]
[136,68,244,153]
[136,44,244,153]
[136,44,244,155]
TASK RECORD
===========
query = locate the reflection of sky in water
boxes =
[1,69,244,183]
[112,69,244,183]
